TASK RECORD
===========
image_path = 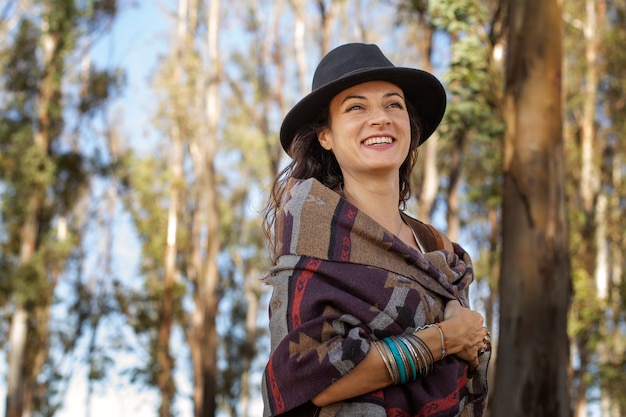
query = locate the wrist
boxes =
[414,324,448,361]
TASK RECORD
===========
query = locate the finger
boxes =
[483,327,491,344]
[446,299,461,307]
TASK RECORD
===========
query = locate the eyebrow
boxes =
[340,91,404,106]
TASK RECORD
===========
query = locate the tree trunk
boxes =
[579,0,601,218]
[317,0,340,56]
[290,0,309,97]
[572,2,604,415]
[486,206,499,331]
[155,1,189,413]
[445,132,463,242]
[405,16,439,224]
[492,1,571,416]
[417,136,439,222]
[156,0,191,412]
[188,1,222,416]
[607,151,623,417]
[6,8,60,416]
[238,269,263,417]
[6,308,27,417]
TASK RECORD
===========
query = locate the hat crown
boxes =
[312,43,395,91]
[280,42,446,154]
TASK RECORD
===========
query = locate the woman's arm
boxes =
[312,325,444,407]
[311,300,487,407]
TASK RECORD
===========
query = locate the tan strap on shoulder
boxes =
[424,223,454,252]
[402,214,454,252]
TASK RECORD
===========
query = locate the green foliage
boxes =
[562,1,626,412]
[600,357,626,412]
[0,1,125,415]
[603,3,626,135]
[569,268,603,339]
[429,0,486,31]
[116,153,170,266]
[85,0,119,32]
[13,257,53,308]
[427,0,505,235]
[53,152,89,212]
[217,284,251,411]
[113,274,186,385]
[2,18,41,95]
[403,0,428,14]
[79,68,125,116]
[1,1,622,415]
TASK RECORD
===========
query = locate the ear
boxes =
[317,128,333,151]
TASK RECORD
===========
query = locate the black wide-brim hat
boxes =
[280,43,447,154]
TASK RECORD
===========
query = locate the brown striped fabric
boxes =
[262,178,489,417]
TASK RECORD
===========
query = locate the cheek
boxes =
[397,114,411,131]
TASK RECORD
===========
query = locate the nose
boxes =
[369,106,391,126]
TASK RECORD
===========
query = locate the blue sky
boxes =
[60,2,172,416]
[65,3,186,416]
[52,3,264,415]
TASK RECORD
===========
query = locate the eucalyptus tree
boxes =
[112,0,224,415]
[563,0,626,415]
[563,1,604,415]
[0,0,122,416]
[492,1,571,416]
[393,0,443,227]
[218,0,288,411]
[423,0,505,334]
[113,4,197,414]
[599,6,626,405]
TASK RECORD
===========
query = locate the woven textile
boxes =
[262,178,489,417]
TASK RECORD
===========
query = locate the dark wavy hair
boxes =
[263,101,424,261]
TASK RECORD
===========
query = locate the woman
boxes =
[262,43,490,417]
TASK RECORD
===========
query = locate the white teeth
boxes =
[363,136,393,146]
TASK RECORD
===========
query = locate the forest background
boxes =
[0,1,624,417]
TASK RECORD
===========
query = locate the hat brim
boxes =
[280,67,447,154]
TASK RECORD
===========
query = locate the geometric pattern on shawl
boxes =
[262,178,489,417]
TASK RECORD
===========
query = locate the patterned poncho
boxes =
[262,178,489,417]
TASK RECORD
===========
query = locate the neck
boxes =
[342,176,403,233]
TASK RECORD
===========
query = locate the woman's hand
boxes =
[441,300,488,370]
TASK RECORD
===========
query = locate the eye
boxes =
[387,101,405,109]
[346,104,365,111]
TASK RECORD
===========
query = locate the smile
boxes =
[362,136,394,146]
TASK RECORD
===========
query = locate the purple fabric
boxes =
[262,178,489,417]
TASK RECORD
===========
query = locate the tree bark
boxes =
[445,132,463,242]
[6,308,27,417]
[417,136,439,222]
[492,1,571,416]
[187,1,222,416]
[6,7,60,416]
[317,0,340,56]
[290,0,309,97]
[572,2,604,415]
[408,14,439,225]
[155,2,189,415]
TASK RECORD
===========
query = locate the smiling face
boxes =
[317,80,411,183]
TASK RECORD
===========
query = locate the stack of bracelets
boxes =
[371,323,447,385]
